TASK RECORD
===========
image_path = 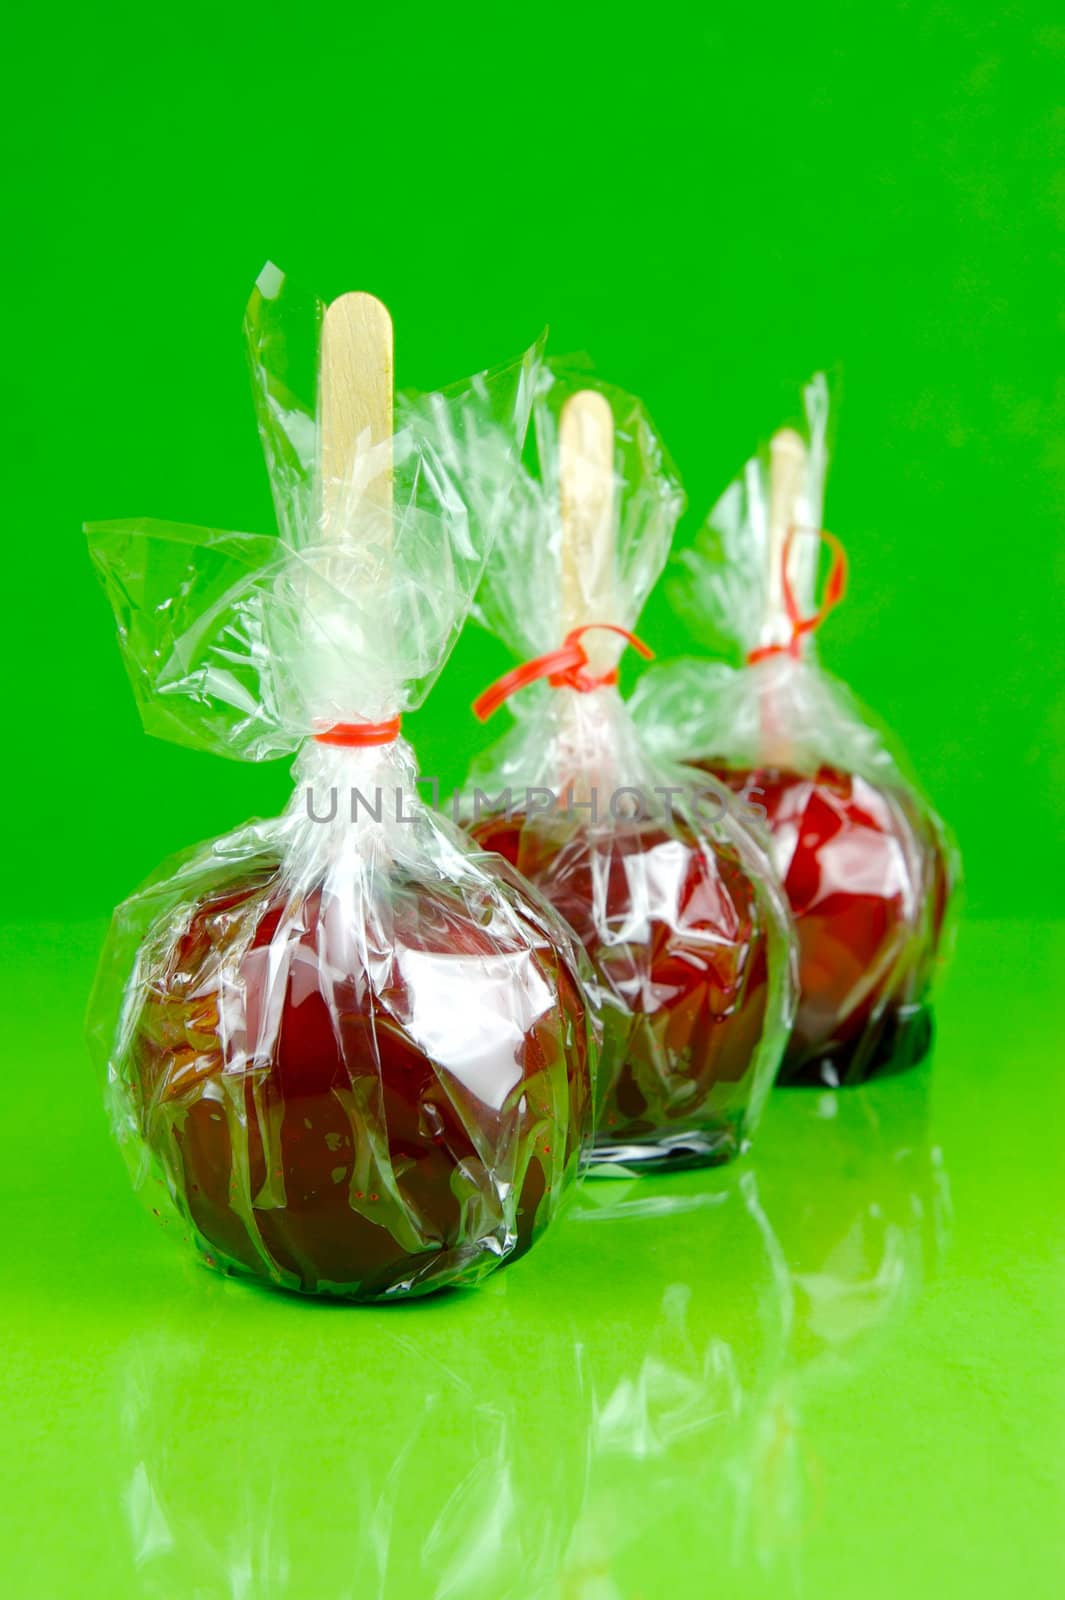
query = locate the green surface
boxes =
[3,919,1063,1597]
[4,2,1064,921]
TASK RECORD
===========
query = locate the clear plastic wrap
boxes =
[86,267,597,1301]
[464,365,796,1170]
[631,374,958,1087]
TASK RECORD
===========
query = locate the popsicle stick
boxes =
[765,426,806,648]
[755,427,809,762]
[318,291,394,538]
[559,389,617,675]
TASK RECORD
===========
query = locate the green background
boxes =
[6,0,1064,918]
[3,4,1065,1597]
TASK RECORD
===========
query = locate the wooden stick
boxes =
[765,426,806,649]
[318,292,394,539]
[755,427,809,764]
[559,389,617,675]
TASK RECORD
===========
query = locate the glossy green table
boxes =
[3,920,1062,1598]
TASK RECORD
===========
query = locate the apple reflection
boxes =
[113,1069,948,1596]
[557,1066,949,1588]
[558,1167,790,1591]
[114,1276,590,1600]
[724,1066,951,1576]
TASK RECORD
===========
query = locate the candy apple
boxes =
[130,866,593,1299]
[701,762,950,1085]
[469,811,773,1167]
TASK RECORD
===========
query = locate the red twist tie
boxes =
[313,716,401,747]
[746,526,849,665]
[473,624,654,722]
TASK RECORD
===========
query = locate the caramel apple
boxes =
[701,762,949,1085]
[471,810,772,1166]
[131,863,593,1298]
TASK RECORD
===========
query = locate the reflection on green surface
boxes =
[3,922,1063,1599]
[109,1076,946,1597]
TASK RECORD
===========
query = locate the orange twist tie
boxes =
[473,624,654,723]
[746,526,849,665]
[313,717,401,747]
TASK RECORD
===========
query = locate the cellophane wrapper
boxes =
[630,373,960,1086]
[85,267,598,1301]
[465,365,796,1170]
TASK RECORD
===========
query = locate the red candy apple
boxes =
[130,865,592,1299]
[470,810,772,1167]
[701,762,950,1085]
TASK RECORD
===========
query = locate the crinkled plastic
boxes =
[86,266,597,1301]
[464,365,796,1170]
[631,374,959,1087]
[91,265,543,758]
